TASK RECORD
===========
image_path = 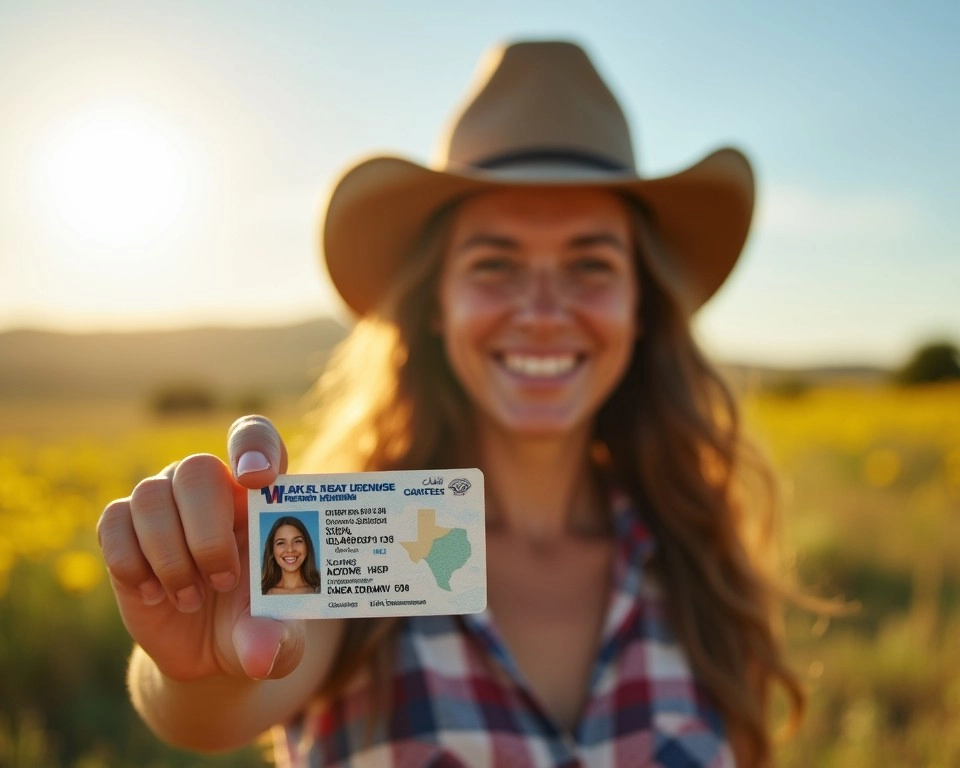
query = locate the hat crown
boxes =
[435,41,637,173]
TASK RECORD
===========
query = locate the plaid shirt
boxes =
[274,496,733,767]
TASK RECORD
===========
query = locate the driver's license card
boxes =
[248,469,486,619]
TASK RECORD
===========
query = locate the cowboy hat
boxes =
[321,39,754,316]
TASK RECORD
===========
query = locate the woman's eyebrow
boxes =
[455,233,518,252]
[568,232,629,251]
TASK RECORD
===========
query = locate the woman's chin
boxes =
[489,410,589,440]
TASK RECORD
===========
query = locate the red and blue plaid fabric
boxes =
[274,496,733,767]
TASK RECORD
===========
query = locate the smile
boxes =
[501,353,579,378]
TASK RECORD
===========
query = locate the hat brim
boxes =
[321,147,754,317]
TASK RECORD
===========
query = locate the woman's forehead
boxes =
[451,187,631,234]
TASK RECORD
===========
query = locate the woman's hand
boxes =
[97,415,305,682]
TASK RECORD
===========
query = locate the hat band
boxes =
[474,148,631,173]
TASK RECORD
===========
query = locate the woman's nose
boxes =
[518,267,567,320]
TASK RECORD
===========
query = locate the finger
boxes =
[232,613,305,680]
[97,498,166,605]
[227,415,288,488]
[129,475,205,612]
[172,454,242,593]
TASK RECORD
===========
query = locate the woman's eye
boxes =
[469,255,517,274]
[570,255,614,273]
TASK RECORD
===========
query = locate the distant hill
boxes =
[0,319,348,399]
[722,362,890,394]
[0,319,890,400]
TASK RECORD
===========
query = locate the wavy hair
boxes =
[297,195,804,765]
[261,515,322,594]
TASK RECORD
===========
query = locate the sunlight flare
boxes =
[32,103,196,254]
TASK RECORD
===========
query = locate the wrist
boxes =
[128,645,264,751]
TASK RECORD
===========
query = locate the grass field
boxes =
[0,384,957,766]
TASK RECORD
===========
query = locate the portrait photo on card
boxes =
[258,511,322,595]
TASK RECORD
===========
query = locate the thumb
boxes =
[227,415,289,489]
[232,612,306,680]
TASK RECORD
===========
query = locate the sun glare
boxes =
[33,103,195,254]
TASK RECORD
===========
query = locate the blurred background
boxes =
[1,1,957,765]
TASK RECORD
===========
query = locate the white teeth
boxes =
[503,354,576,377]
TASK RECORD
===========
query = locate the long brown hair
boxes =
[297,194,803,765]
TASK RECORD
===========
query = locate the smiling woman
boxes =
[31,103,196,255]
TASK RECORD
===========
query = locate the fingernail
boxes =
[210,571,237,591]
[236,450,270,477]
[139,580,166,606]
[175,585,203,612]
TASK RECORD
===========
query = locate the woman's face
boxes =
[272,524,307,573]
[437,187,639,437]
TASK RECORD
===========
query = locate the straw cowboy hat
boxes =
[321,39,754,316]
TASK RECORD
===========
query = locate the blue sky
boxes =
[0,0,956,367]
